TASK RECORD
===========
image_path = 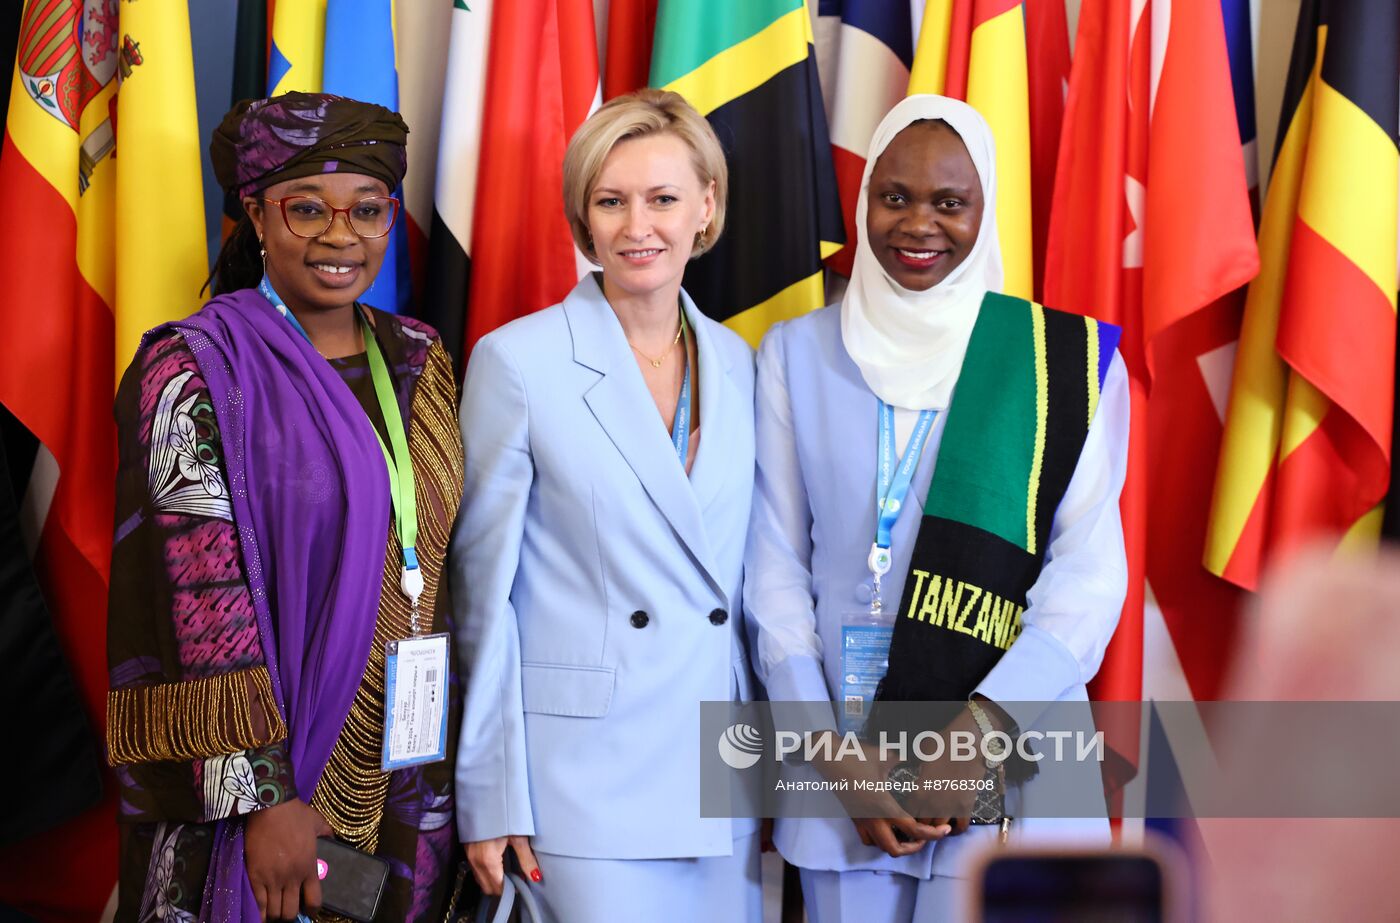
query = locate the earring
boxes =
[258,239,267,273]
[694,226,708,253]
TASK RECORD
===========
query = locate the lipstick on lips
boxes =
[893,247,946,270]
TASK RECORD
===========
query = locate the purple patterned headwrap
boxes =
[211,91,409,198]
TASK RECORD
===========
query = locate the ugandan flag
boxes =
[1207,0,1399,586]
[651,0,844,346]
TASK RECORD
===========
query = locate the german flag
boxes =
[651,0,844,346]
[1207,0,1398,586]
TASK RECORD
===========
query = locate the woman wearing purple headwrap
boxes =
[106,93,463,922]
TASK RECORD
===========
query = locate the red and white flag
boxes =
[1043,0,1259,789]
[463,0,601,360]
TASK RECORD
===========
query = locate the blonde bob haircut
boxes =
[563,88,728,263]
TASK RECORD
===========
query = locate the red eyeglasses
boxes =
[263,195,400,239]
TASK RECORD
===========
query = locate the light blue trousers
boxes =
[528,833,763,923]
[800,868,973,923]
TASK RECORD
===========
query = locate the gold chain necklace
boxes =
[628,312,684,368]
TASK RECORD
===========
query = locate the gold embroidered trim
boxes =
[311,340,465,854]
[106,665,286,765]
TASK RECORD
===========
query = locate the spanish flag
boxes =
[651,0,844,346]
[0,0,206,913]
[1207,0,1398,586]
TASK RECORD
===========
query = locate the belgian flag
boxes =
[651,0,844,346]
[1207,0,1399,583]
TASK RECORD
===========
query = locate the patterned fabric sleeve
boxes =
[108,333,296,824]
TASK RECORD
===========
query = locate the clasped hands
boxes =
[806,706,993,858]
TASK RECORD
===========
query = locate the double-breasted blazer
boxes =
[451,273,757,859]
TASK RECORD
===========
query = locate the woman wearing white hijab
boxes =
[744,95,1130,920]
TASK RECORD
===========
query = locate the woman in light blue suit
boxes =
[450,89,761,922]
[745,96,1130,921]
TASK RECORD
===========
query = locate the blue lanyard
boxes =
[260,276,313,340]
[670,312,692,466]
[259,276,425,622]
[868,402,935,613]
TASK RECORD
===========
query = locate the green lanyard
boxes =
[358,308,423,627]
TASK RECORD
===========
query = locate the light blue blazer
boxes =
[745,304,1129,878]
[451,273,758,860]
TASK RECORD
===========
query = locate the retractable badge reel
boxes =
[840,405,935,735]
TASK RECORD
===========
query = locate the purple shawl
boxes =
[142,289,390,920]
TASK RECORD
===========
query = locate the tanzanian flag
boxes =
[1207,0,1398,583]
[651,0,844,346]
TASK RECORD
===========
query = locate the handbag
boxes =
[443,864,545,923]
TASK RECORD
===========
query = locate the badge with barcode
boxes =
[381,633,450,771]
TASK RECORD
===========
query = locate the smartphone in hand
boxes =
[315,838,390,922]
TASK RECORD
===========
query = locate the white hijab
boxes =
[840,95,1003,411]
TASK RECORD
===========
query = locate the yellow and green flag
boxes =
[651,0,844,346]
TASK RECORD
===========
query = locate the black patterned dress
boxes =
[107,309,465,921]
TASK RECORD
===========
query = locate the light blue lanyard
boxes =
[260,276,313,341]
[868,402,935,614]
[259,276,426,623]
[670,312,692,466]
